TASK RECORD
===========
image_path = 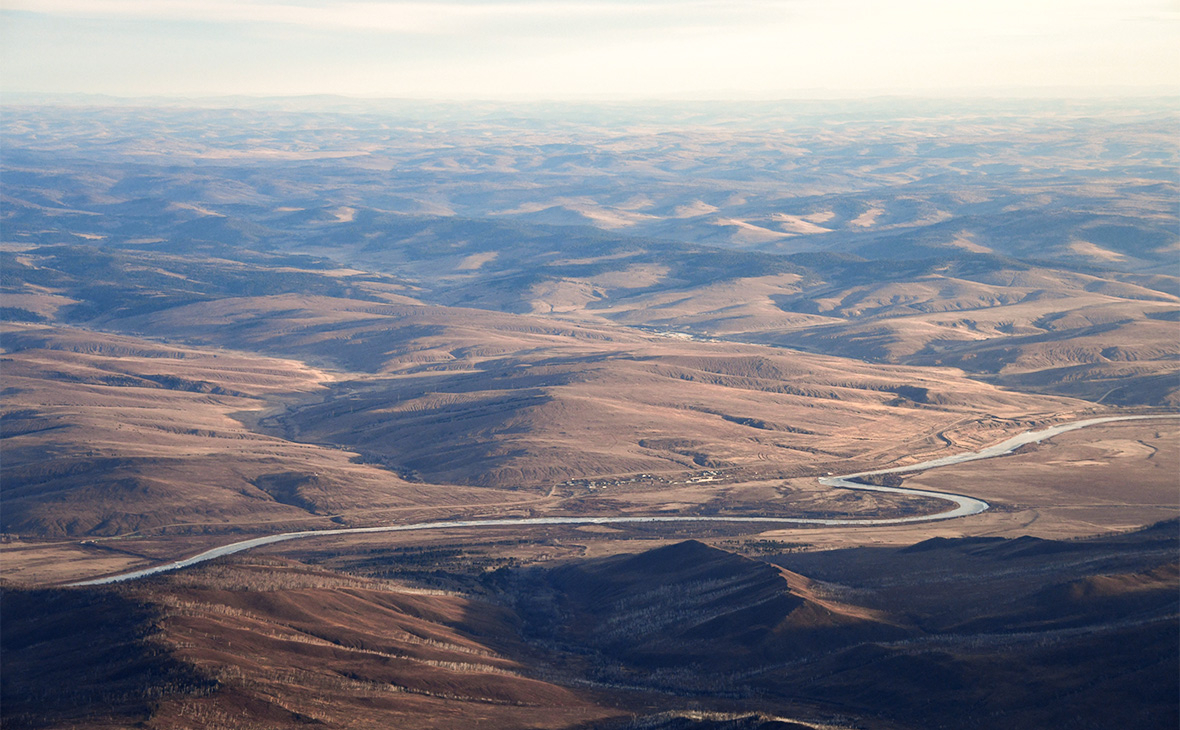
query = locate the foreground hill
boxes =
[513,540,905,680]
[518,527,1179,729]
[5,526,1175,729]
[766,521,1180,729]
[1,562,616,730]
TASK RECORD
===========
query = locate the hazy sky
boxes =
[2,0,1177,98]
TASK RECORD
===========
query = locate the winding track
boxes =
[70,415,1174,586]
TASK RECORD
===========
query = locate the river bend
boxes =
[71,415,1172,586]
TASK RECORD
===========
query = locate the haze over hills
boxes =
[5,99,1177,406]
[2,98,1178,729]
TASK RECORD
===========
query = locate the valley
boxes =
[1,98,1177,729]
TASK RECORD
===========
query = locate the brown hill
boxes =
[515,540,904,683]
[758,522,1180,729]
[0,323,525,542]
[0,586,215,729]
[5,529,1175,730]
[1,560,622,730]
[96,293,1089,489]
[502,528,1177,729]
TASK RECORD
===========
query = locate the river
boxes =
[70,414,1174,586]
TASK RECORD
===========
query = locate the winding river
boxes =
[70,414,1173,586]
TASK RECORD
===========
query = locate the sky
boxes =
[1,0,1178,99]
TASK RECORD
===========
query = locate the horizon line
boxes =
[5,87,1180,106]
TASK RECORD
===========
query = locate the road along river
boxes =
[70,414,1175,586]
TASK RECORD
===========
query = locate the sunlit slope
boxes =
[4,244,1101,497]
[5,102,1176,414]
[6,189,1177,408]
[0,324,525,537]
[90,291,1085,489]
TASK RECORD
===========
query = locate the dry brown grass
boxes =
[2,291,1105,584]
[140,562,620,730]
[115,294,1091,488]
[755,419,1179,551]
